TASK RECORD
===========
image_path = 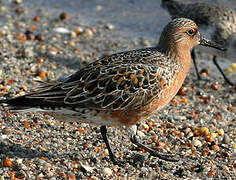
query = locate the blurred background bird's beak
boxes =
[199,36,226,51]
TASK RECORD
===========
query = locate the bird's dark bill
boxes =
[199,36,226,51]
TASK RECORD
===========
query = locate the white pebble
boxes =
[140,38,151,47]
[70,31,76,38]
[80,163,94,172]
[53,27,71,34]
[24,47,34,57]
[192,139,202,147]
[105,23,115,30]
[16,158,23,164]
[49,177,57,180]
[102,167,113,176]
[0,135,8,140]
[137,130,145,138]
[174,115,187,121]
[21,164,28,170]
[84,29,93,38]
[15,0,22,4]
[96,5,103,11]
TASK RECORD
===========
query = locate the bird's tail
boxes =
[0,96,41,112]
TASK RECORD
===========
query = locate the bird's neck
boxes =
[166,46,192,83]
[159,44,191,65]
[157,40,192,78]
[174,47,192,75]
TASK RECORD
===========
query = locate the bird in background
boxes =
[0,18,226,165]
[161,0,236,86]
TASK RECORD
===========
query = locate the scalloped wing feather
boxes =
[22,47,170,110]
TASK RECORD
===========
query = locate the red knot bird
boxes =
[162,0,236,85]
[0,18,225,165]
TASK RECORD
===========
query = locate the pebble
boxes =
[14,0,22,4]
[192,139,202,147]
[90,176,99,180]
[231,63,236,70]
[0,29,7,36]
[80,163,94,173]
[137,130,146,138]
[173,115,187,121]
[225,67,233,74]
[26,33,35,40]
[59,12,70,20]
[35,34,45,41]
[186,131,194,138]
[102,167,113,176]
[83,28,94,38]
[225,63,236,74]
[70,31,77,38]
[211,83,220,90]
[105,23,115,30]
[3,158,13,167]
[69,41,76,47]
[184,127,192,134]
[21,164,28,171]
[0,135,7,139]
[223,165,230,174]
[210,145,220,151]
[49,177,57,180]
[95,5,103,11]
[209,132,217,139]
[24,46,34,57]
[37,173,44,178]
[199,127,209,136]
[142,123,149,131]
[232,143,236,149]
[33,16,40,22]
[223,134,230,144]
[140,38,151,47]
[53,27,71,34]
[217,129,224,136]
[0,6,6,12]
[75,27,84,35]
[16,158,23,164]
[149,130,155,135]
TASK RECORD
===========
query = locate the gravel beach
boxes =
[0,0,235,179]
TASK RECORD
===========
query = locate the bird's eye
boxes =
[187,29,195,35]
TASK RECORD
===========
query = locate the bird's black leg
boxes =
[213,56,234,86]
[100,126,126,165]
[129,125,179,162]
[191,49,202,80]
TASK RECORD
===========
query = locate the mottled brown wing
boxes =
[28,48,167,110]
[62,64,164,110]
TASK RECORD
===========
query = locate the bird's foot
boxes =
[130,135,179,162]
[148,149,179,162]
